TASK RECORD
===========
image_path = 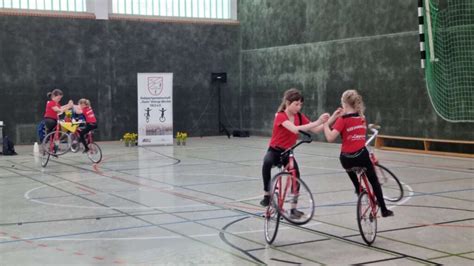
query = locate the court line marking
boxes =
[1,222,322,242]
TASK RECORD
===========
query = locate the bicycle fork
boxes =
[358,172,379,217]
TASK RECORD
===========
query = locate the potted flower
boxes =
[122,133,138,147]
[181,132,188,145]
[176,132,182,145]
[176,132,188,146]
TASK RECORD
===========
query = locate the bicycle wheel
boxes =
[42,131,71,156]
[376,164,404,202]
[357,190,377,246]
[264,196,280,244]
[87,143,102,163]
[70,134,80,153]
[271,172,315,225]
[40,148,50,168]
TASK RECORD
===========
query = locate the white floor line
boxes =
[10,222,322,242]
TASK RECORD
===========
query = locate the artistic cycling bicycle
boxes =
[40,120,102,167]
[355,124,403,245]
[68,121,102,163]
[264,131,315,244]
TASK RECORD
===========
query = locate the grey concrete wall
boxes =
[239,0,474,140]
[0,15,240,144]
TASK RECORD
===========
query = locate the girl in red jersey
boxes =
[324,90,393,217]
[260,88,330,218]
[43,89,73,134]
[73,99,97,153]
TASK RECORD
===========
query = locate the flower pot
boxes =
[124,140,130,147]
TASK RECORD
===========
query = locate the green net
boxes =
[423,0,474,122]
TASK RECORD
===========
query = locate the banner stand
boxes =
[137,73,173,146]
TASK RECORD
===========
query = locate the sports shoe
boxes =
[381,209,394,217]
[82,148,90,154]
[290,208,304,219]
[260,195,270,207]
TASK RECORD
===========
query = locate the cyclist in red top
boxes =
[73,98,97,153]
[43,89,73,134]
[323,90,393,217]
[260,88,330,213]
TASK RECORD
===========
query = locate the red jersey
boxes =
[332,113,367,153]
[44,100,60,119]
[82,106,97,123]
[269,112,310,150]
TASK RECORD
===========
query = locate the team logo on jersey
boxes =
[147,77,163,96]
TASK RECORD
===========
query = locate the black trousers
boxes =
[44,118,57,134]
[262,147,300,192]
[339,147,388,211]
[79,123,97,150]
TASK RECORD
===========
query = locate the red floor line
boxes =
[93,164,264,212]
[75,186,97,195]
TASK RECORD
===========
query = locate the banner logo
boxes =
[147,77,163,96]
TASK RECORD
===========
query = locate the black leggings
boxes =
[339,147,388,211]
[44,118,57,134]
[262,147,300,192]
[79,123,97,150]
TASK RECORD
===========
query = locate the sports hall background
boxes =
[0,0,473,145]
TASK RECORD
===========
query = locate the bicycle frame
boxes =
[44,121,63,154]
[275,152,298,211]
[274,131,312,216]
[357,170,379,216]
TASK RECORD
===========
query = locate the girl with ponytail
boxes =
[259,88,330,215]
[43,89,73,134]
[324,90,394,217]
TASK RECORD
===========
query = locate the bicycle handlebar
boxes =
[281,130,312,156]
[365,124,380,146]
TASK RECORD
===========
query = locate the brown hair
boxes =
[342,90,365,117]
[78,98,91,107]
[47,89,63,99]
[277,88,304,112]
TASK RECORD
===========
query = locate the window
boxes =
[112,0,232,19]
[0,0,87,12]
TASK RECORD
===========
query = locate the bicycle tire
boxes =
[70,134,80,153]
[42,131,71,156]
[86,143,102,163]
[271,172,315,225]
[41,149,50,168]
[264,196,280,244]
[357,190,377,246]
[376,164,404,202]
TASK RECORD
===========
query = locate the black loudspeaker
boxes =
[211,72,227,83]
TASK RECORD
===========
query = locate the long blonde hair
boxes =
[342,90,365,117]
[277,88,304,112]
[78,98,91,107]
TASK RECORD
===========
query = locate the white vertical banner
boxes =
[137,73,173,146]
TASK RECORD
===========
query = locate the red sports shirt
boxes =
[44,100,60,119]
[269,112,310,150]
[332,113,367,153]
[82,106,97,123]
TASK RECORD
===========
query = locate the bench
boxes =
[374,135,474,158]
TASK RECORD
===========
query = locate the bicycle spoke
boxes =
[264,202,280,244]
[357,191,377,245]
[271,172,314,225]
